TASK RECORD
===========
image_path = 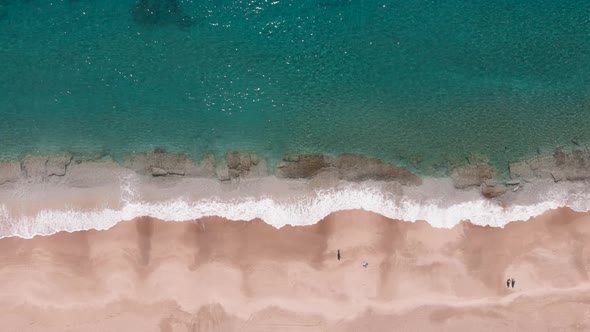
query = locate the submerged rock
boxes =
[451,164,496,189]
[150,167,171,176]
[125,152,195,177]
[46,153,73,176]
[0,161,21,185]
[276,155,331,179]
[125,152,216,178]
[509,149,590,182]
[276,154,420,185]
[481,185,507,199]
[216,152,267,181]
[334,154,420,184]
[20,153,74,180]
[215,162,230,181]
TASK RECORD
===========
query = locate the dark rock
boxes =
[218,152,266,180]
[276,155,332,179]
[481,185,507,199]
[225,152,256,171]
[451,164,496,189]
[153,147,167,154]
[0,161,21,185]
[276,154,420,185]
[334,154,420,184]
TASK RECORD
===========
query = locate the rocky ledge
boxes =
[5,149,589,191]
[276,154,421,185]
[451,164,496,189]
[124,150,269,181]
[124,151,216,177]
[450,163,508,199]
[21,153,73,179]
[510,149,590,182]
[0,161,21,185]
[215,152,268,181]
[0,153,75,185]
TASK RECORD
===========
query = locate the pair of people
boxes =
[506,278,516,288]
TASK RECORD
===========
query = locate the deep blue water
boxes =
[1,0,589,175]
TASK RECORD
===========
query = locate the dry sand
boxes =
[1,208,590,331]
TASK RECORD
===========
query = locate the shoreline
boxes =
[1,150,590,238]
[1,208,589,330]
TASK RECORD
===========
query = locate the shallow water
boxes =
[1,0,589,175]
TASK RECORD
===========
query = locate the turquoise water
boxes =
[1,0,589,175]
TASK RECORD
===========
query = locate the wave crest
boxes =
[2,177,590,239]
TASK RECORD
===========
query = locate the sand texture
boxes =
[1,208,590,331]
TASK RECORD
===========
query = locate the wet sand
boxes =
[1,208,589,331]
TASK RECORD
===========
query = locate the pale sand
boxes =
[1,208,590,331]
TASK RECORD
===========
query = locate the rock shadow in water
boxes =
[131,0,195,28]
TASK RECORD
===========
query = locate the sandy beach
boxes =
[1,208,589,331]
[2,0,589,330]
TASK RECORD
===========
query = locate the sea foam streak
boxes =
[2,176,590,239]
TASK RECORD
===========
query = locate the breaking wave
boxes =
[2,176,590,239]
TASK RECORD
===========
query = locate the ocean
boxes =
[1,0,589,176]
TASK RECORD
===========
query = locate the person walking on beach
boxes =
[337,249,341,261]
[506,278,511,288]
[511,278,515,288]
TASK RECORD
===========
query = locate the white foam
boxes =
[2,178,590,239]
